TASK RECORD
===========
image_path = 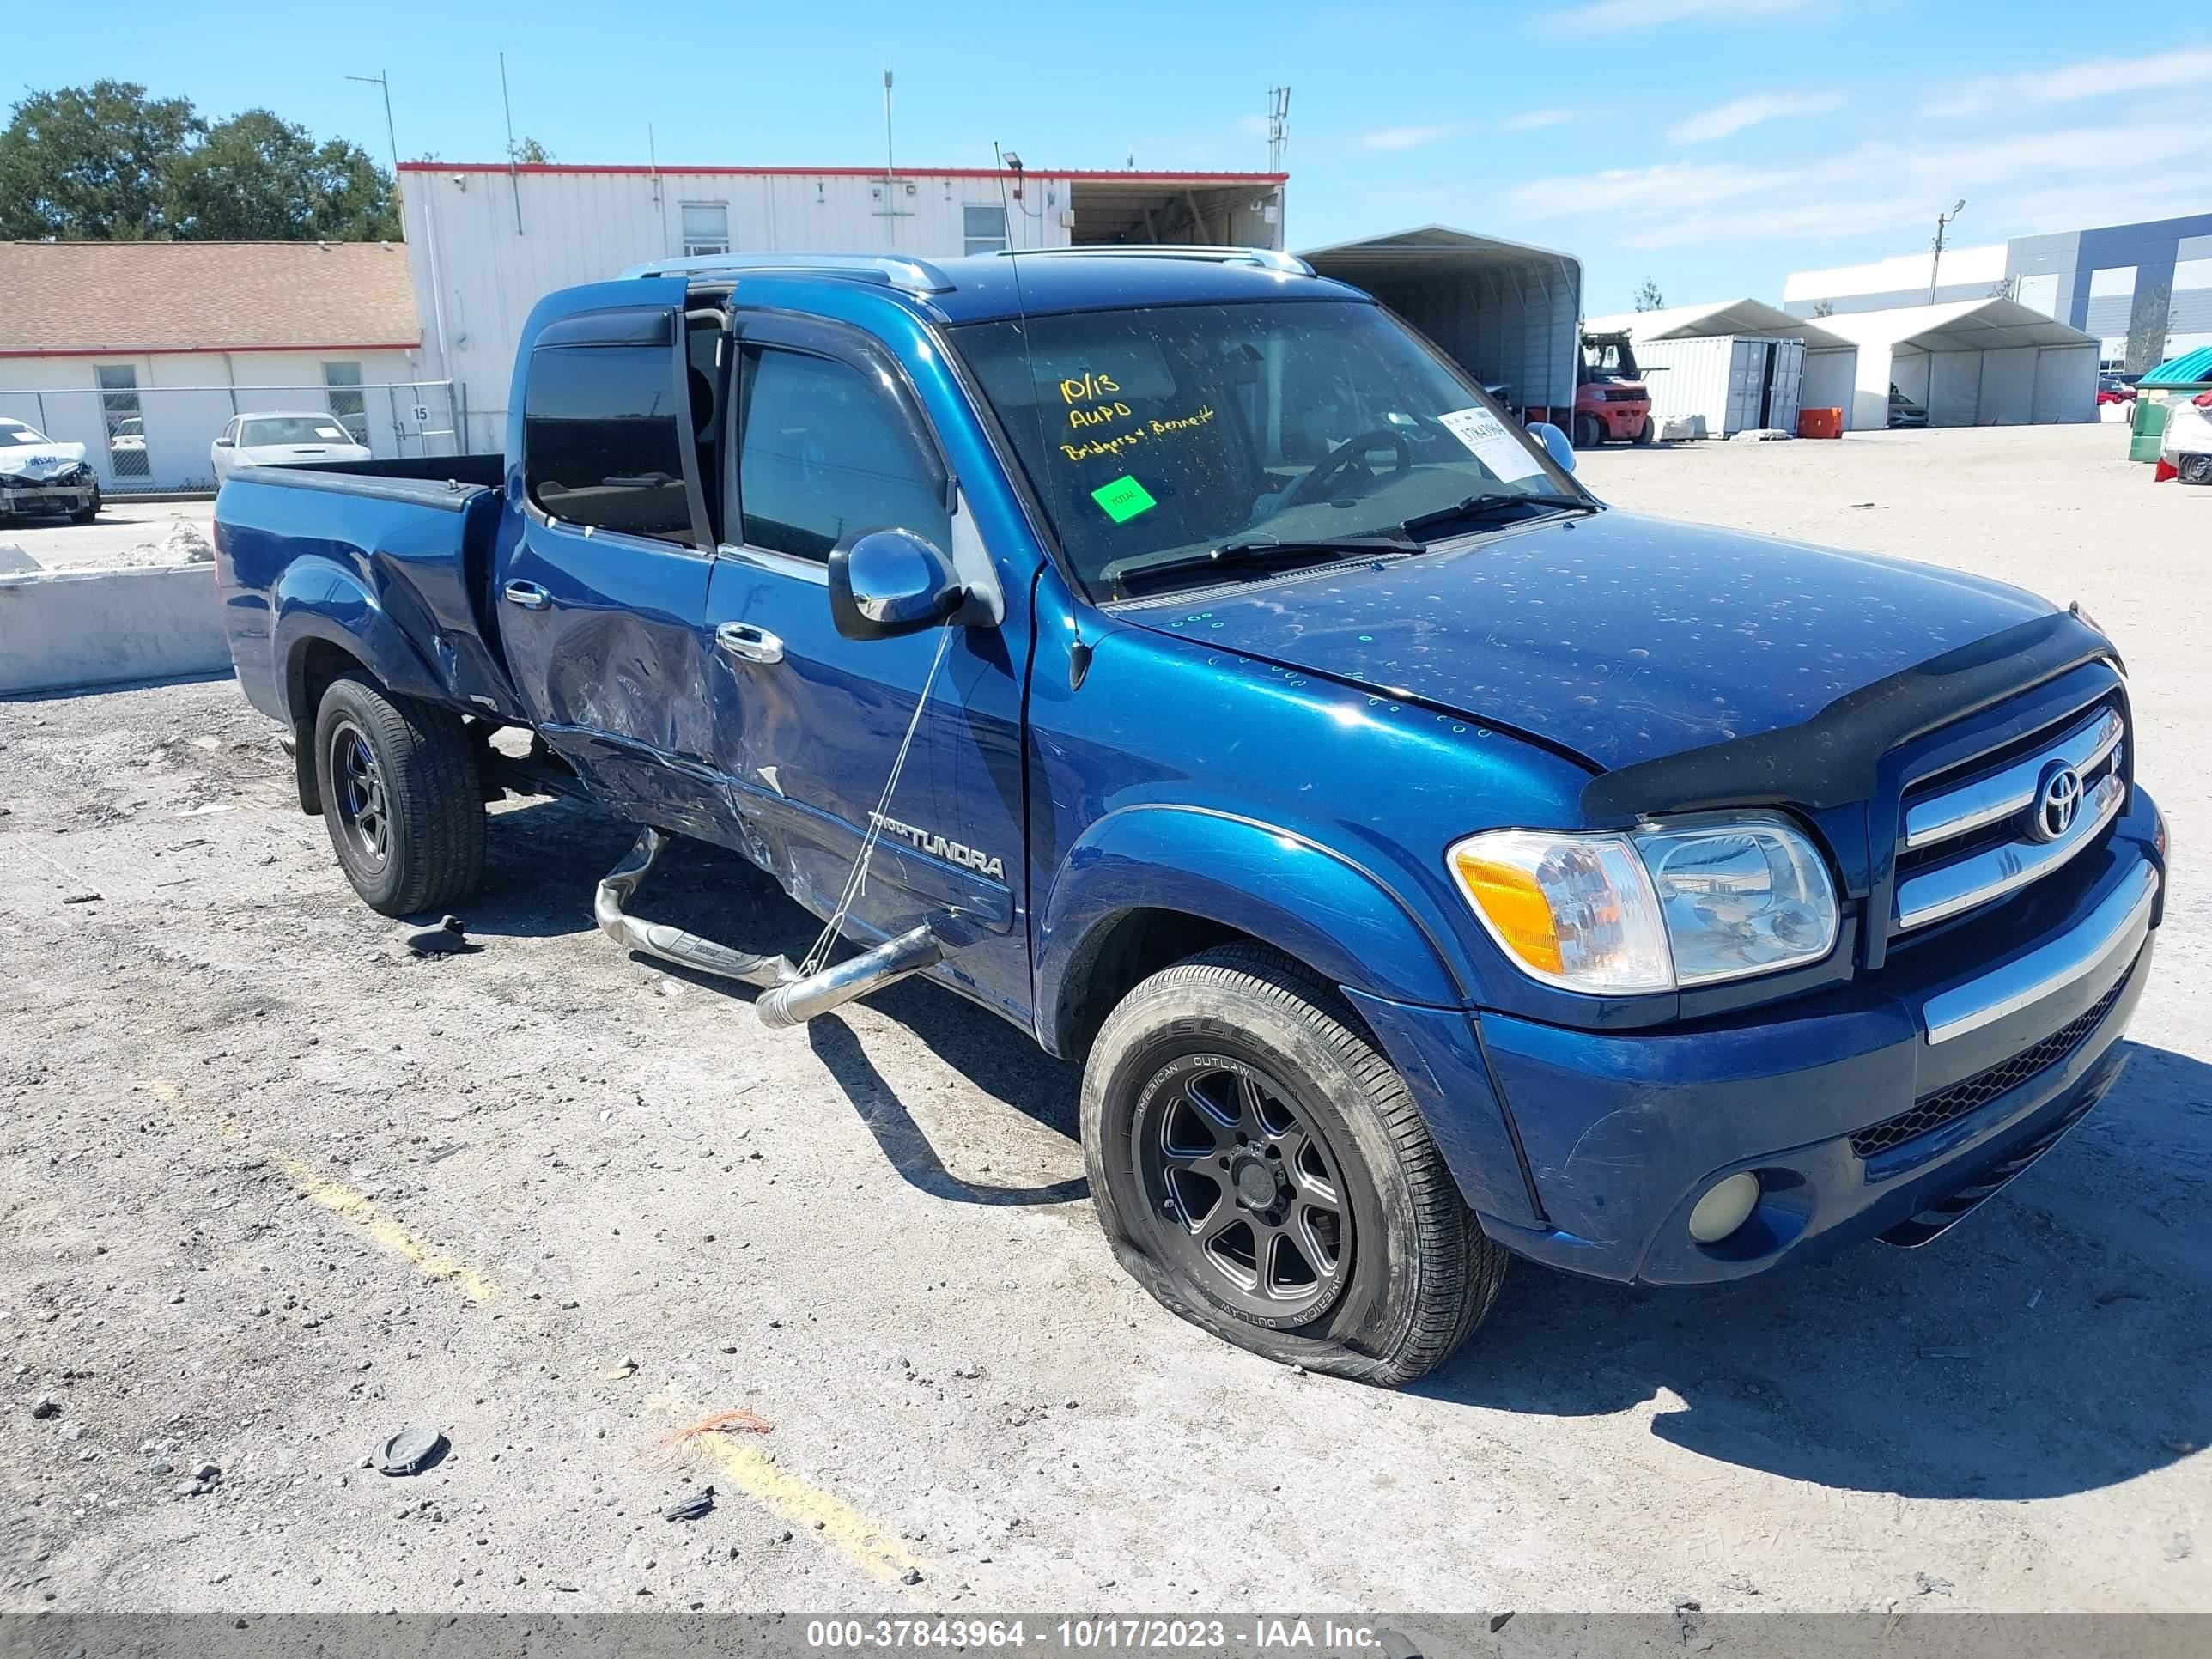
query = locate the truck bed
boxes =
[213,453,526,731]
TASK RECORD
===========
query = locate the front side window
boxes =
[963,204,1008,256]
[951,299,1574,595]
[681,203,731,257]
[736,346,947,562]
[523,343,695,544]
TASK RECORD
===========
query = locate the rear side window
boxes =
[524,343,695,544]
[737,346,948,561]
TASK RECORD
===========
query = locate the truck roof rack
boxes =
[618,252,957,295]
[1001,245,1315,276]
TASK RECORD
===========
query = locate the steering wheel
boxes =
[1281,426,1417,508]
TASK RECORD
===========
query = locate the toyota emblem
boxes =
[2032,762,2083,842]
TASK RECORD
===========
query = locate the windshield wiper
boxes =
[1112,534,1419,594]
[1400,491,1595,540]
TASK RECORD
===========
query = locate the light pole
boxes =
[347,70,400,183]
[1929,198,1966,306]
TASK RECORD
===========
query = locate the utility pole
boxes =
[347,70,402,220]
[1266,86,1291,172]
[499,52,524,235]
[883,69,896,182]
[1929,198,1966,305]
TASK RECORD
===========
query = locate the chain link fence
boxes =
[0,379,464,495]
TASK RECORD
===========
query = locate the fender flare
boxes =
[270,554,445,723]
[1036,804,1469,1036]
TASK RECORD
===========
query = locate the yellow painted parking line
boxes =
[651,1395,923,1586]
[149,1077,498,1304]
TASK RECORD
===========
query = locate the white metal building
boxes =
[400,161,1288,453]
[1810,300,2100,429]
[1583,300,1858,434]
[0,240,426,493]
[1302,226,1583,417]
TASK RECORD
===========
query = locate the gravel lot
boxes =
[0,501,216,571]
[2,425,2206,1616]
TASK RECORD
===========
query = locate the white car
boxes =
[212,412,372,482]
[0,416,100,523]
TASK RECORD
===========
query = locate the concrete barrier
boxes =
[0,563,230,696]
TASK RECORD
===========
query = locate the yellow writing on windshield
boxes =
[1056,404,1219,465]
[1059,371,1121,404]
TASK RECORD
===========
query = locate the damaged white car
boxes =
[0,417,100,523]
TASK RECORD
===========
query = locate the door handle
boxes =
[715,622,786,665]
[503,580,550,611]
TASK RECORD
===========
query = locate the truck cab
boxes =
[1574,328,1655,447]
[211,247,2165,1386]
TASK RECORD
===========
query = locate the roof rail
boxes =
[1002,245,1315,276]
[618,252,957,295]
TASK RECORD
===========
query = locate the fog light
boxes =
[1687,1172,1761,1244]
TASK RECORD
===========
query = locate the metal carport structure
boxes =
[1302,226,1583,418]
[1812,299,2100,429]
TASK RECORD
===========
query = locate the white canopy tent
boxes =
[1304,226,1583,416]
[1810,300,2100,428]
[1583,300,1858,434]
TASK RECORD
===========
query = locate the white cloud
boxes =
[1506,117,2212,249]
[1360,124,1454,152]
[1928,44,2212,118]
[1547,0,1806,32]
[1667,89,1844,144]
[1503,109,1572,131]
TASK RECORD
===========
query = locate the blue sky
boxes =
[19,1,2212,312]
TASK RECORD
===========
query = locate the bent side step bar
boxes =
[594,828,945,1028]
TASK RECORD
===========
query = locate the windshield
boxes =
[951,299,1580,595]
[0,421,50,445]
[240,416,355,447]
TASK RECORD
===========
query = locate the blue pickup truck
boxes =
[213,247,2166,1384]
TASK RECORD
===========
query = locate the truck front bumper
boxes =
[1367,791,2164,1286]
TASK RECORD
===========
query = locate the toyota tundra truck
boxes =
[210,246,2166,1385]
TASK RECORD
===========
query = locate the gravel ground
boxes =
[1,425,2206,1616]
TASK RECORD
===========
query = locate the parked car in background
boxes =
[1888,384,1929,428]
[0,416,100,522]
[212,413,372,482]
[2098,375,2139,406]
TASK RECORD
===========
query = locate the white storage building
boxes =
[400,161,1288,453]
[1811,299,2100,429]
[1583,300,1858,435]
[1303,226,1583,419]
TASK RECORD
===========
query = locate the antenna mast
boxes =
[1266,86,1291,171]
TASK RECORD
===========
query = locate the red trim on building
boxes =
[0,342,420,360]
[397,161,1287,184]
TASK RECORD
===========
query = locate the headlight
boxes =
[1448,814,1838,994]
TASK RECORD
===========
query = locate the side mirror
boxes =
[214,436,234,447]
[1528,422,1576,473]
[828,528,965,641]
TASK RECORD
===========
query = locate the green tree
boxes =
[166,109,398,240]
[0,80,201,240]
[1632,276,1665,313]
[509,136,552,164]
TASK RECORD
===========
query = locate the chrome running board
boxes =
[755,924,942,1030]
[594,828,797,991]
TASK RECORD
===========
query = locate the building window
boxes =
[95,365,150,479]
[737,346,947,562]
[323,362,370,447]
[523,343,696,545]
[963,204,1008,256]
[681,203,730,257]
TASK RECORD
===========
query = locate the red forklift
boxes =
[1572,329,1655,448]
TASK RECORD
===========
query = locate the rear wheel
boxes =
[1633,416,1656,446]
[311,673,485,917]
[2180,453,2212,486]
[1572,412,1604,450]
[1082,944,1508,1386]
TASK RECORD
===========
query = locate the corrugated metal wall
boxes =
[1361,258,1580,414]
[404,168,1085,451]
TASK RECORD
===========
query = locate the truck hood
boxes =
[1114,510,2057,772]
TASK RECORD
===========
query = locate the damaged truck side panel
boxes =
[213,248,2164,1387]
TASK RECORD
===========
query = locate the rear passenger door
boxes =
[700,313,1028,994]
[500,299,730,836]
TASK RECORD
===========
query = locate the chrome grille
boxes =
[1893,701,2125,936]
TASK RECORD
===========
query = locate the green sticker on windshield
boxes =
[1091,475,1157,524]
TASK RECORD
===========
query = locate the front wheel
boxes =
[1571,412,1604,450]
[1633,416,1656,446]
[311,672,486,916]
[1081,944,1508,1386]
[68,484,100,525]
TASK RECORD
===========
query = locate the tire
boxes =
[311,672,485,917]
[1633,416,1656,446]
[68,484,100,526]
[1081,944,1509,1387]
[1571,413,1604,450]
[2180,453,2212,486]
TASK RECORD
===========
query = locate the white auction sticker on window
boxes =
[1437,406,1546,482]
